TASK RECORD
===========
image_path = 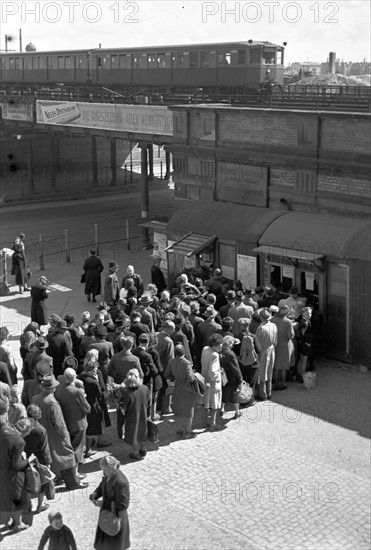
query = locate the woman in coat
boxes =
[220,335,244,419]
[238,318,258,384]
[12,237,29,293]
[104,262,120,306]
[119,369,150,460]
[200,333,224,431]
[31,276,49,327]
[165,344,197,438]
[271,305,295,390]
[83,248,104,303]
[90,455,130,550]
[0,395,32,531]
[78,350,111,458]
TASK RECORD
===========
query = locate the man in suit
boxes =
[129,311,150,346]
[132,333,158,390]
[156,320,175,415]
[122,264,144,298]
[21,361,52,407]
[46,320,74,378]
[24,336,53,381]
[54,368,91,466]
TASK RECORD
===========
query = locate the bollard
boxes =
[125,219,131,250]
[95,224,100,255]
[160,161,163,179]
[39,234,45,270]
[64,229,71,263]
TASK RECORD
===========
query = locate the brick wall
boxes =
[321,117,371,154]
[318,171,370,198]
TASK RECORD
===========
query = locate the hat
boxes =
[0,395,9,415]
[64,356,78,370]
[39,276,49,284]
[64,313,76,323]
[35,336,49,350]
[94,325,107,338]
[40,375,59,390]
[140,294,153,305]
[108,261,119,269]
[244,289,255,297]
[180,303,191,316]
[36,360,53,376]
[289,286,299,295]
[48,313,62,323]
[270,305,279,314]
[97,302,110,311]
[117,311,127,320]
[204,306,217,318]
[48,511,62,523]
[259,308,271,320]
[226,290,236,300]
[255,286,265,295]
[81,311,90,319]
[56,320,68,330]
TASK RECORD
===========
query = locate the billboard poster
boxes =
[36,101,173,135]
[2,102,34,121]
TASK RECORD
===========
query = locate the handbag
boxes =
[80,273,86,283]
[25,461,41,493]
[35,460,55,486]
[221,368,228,387]
[233,381,254,404]
[99,501,121,537]
[44,479,56,500]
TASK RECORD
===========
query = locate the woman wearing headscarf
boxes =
[20,323,40,380]
[238,318,258,384]
[83,248,104,303]
[118,369,150,460]
[220,335,244,419]
[165,344,197,439]
[11,237,29,294]
[89,455,130,550]
[78,350,110,458]
[201,333,224,431]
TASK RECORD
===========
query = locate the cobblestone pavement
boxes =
[1,213,370,550]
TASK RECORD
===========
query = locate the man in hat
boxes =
[219,290,237,320]
[228,292,255,340]
[278,286,301,320]
[151,255,167,295]
[122,264,144,298]
[132,294,155,333]
[64,313,83,361]
[129,311,150,346]
[107,316,136,353]
[46,320,74,378]
[32,375,88,490]
[254,286,266,306]
[132,333,158,391]
[196,306,222,349]
[22,360,53,408]
[0,326,18,385]
[271,305,295,391]
[30,276,49,327]
[255,308,278,401]
[156,320,175,416]
[204,268,225,306]
[54,368,91,466]
[87,325,113,383]
[104,262,119,306]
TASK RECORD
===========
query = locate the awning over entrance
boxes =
[167,201,284,243]
[254,245,323,262]
[165,232,216,257]
[258,212,371,261]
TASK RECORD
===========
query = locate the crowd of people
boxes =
[0,248,320,548]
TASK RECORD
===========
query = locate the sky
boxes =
[0,0,370,64]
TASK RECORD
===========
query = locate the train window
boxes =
[238,49,246,64]
[201,51,211,68]
[65,56,72,69]
[102,56,109,68]
[147,54,156,68]
[97,56,102,68]
[58,56,64,69]
[2,58,9,69]
[189,51,199,68]
[157,53,166,68]
[15,58,21,69]
[250,49,261,63]
[277,50,283,64]
[133,55,139,68]
[119,54,131,69]
[263,51,275,64]
[48,56,58,69]
[111,55,118,68]
[24,56,32,69]
[138,54,147,69]
[9,58,14,70]
[217,51,231,65]
[39,57,46,69]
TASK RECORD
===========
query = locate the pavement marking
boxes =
[0,283,72,302]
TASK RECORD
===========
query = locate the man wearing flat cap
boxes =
[21,360,53,407]
[24,336,53,381]
[255,308,278,401]
[104,262,120,306]
[46,321,74,378]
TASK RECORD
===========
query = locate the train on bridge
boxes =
[0,40,284,88]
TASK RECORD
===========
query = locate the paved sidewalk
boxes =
[1,249,370,550]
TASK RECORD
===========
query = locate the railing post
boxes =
[39,234,45,270]
[64,229,71,263]
[125,219,131,250]
[95,224,100,255]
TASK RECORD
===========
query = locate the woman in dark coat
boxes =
[165,344,197,438]
[220,335,244,419]
[78,350,111,457]
[31,276,49,326]
[11,237,29,293]
[119,369,150,460]
[83,248,104,303]
[90,455,130,550]
[147,334,163,420]
[0,395,32,530]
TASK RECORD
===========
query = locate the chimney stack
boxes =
[329,52,336,74]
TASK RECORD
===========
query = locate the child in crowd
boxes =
[37,512,77,550]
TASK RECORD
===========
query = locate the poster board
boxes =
[237,254,257,290]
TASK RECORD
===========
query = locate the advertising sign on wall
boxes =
[36,101,173,135]
[237,254,257,290]
[2,102,34,121]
